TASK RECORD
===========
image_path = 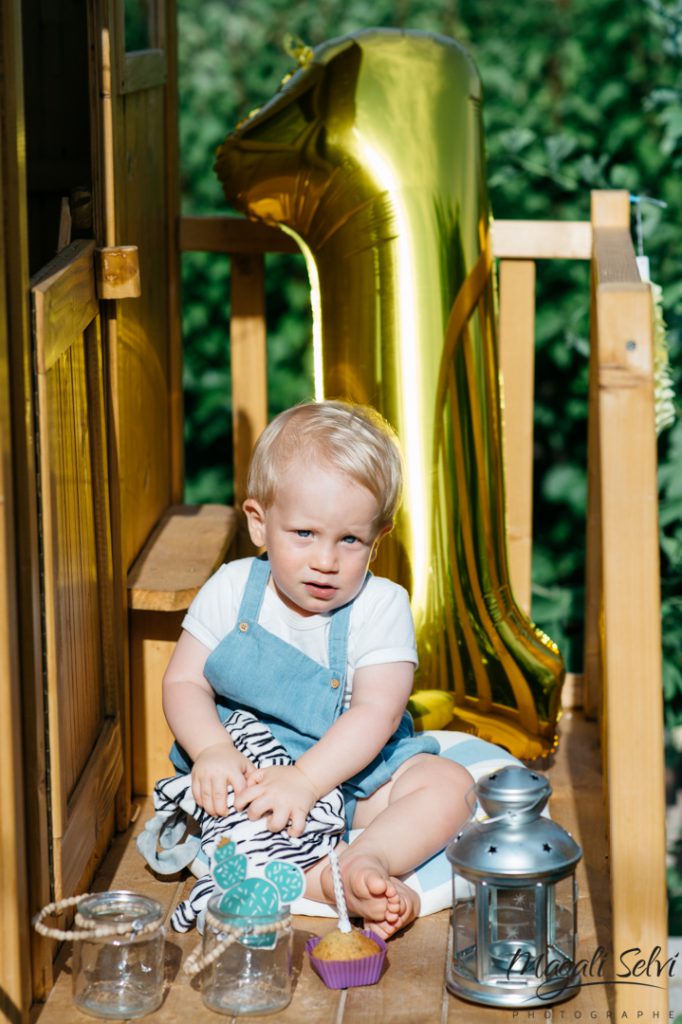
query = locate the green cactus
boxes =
[212,840,306,948]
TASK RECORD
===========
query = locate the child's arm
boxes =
[162,630,253,817]
[235,661,414,835]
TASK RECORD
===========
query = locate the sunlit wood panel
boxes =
[31,239,123,900]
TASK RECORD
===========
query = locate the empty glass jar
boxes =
[71,891,165,1019]
[200,896,293,1016]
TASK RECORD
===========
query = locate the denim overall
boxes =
[171,555,439,828]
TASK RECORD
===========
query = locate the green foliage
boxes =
[177,0,681,689]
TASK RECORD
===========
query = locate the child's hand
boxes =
[191,742,252,817]
[234,765,319,836]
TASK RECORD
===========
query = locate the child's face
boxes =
[244,459,389,617]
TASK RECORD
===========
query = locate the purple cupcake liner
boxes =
[306,930,387,989]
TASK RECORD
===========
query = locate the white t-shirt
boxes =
[182,558,418,707]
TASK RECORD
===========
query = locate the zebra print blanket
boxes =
[136,708,345,931]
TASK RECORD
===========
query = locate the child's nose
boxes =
[311,542,337,572]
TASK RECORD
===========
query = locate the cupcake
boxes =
[307,848,388,988]
[306,928,387,989]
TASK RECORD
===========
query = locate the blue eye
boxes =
[296,529,312,538]
[342,535,359,544]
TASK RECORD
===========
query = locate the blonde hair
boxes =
[246,401,403,529]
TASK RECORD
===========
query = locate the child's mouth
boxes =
[304,582,336,598]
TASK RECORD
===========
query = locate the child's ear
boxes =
[370,522,393,562]
[243,498,267,548]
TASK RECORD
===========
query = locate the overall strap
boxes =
[327,571,371,678]
[236,555,270,621]
[327,601,351,679]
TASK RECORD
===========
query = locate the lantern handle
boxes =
[468,784,550,827]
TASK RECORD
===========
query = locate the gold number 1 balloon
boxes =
[216,28,564,758]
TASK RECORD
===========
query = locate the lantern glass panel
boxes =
[452,893,477,970]
[549,876,576,963]
[488,887,538,973]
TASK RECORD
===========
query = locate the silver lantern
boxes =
[446,765,582,1008]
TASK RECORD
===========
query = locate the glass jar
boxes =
[201,895,293,1016]
[71,892,165,1019]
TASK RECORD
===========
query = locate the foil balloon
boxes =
[215,28,564,758]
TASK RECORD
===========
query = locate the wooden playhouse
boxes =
[0,1,667,1020]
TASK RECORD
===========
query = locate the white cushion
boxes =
[291,730,521,917]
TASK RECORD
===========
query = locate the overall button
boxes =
[330,678,340,689]
[239,622,249,633]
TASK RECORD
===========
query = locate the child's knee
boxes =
[427,757,475,814]
[438,757,474,793]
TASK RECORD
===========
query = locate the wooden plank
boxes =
[31,240,98,372]
[36,337,99,814]
[587,197,667,1020]
[583,262,603,721]
[0,13,32,1008]
[131,608,184,794]
[120,51,167,94]
[346,912,450,1023]
[127,503,237,611]
[180,215,299,255]
[592,228,640,283]
[115,80,172,572]
[231,254,268,512]
[544,711,612,1020]
[94,14,132,835]
[590,188,631,230]
[583,193,632,721]
[32,239,124,923]
[492,219,592,260]
[58,719,124,899]
[498,259,536,614]
[2,0,53,1000]
[595,278,667,1019]
[164,0,184,504]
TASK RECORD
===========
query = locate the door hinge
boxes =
[95,245,141,299]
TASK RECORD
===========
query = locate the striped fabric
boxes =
[138,709,345,932]
[138,719,521,929]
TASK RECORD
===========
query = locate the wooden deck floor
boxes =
[32,710,611,1023]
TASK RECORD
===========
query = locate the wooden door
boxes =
[31,239,123,901]
[104,0,181,571]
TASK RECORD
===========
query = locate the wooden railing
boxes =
[179,216,297,515]
[178,192,667,1017]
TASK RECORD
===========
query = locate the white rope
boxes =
[183,909,290,979]
[32,894,161,942]
[329,847,351,934]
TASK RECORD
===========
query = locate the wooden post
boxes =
[0,27,32,1013]
[165,0,184,505]
[498,259,536,614]
[230,253,267,552]
[1,0,51,1006]
[584,190,632,718]
[591,191,667,1017]
[99,24,132,834]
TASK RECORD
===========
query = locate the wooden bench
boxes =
[128,503,237,794]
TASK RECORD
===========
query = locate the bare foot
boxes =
[321,852,420,939]
[368,876,420,939]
